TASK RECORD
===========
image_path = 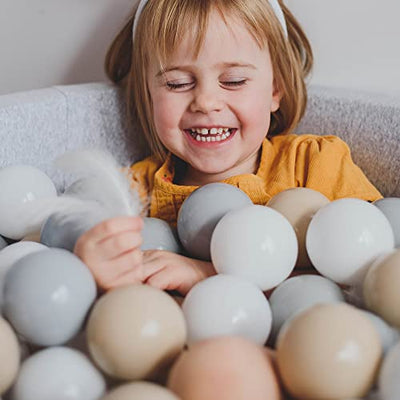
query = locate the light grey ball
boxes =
[40,211,103,252]
[0,237,7,251]
[12,347,106,400]
[362,310,400,356]
[3,248,96,346]
[374,197,400,248]
[141,217,182,253]
[269,274,344,345]
[177,183,252,260]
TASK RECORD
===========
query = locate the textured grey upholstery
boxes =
[0,82,399,196]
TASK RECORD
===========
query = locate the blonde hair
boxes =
[105,0,313,162]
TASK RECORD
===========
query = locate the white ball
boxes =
[306,198,394,285]
[12,347,106,400]
[0,241,47,313]
[269,275,344,343]
[379,341,400,400]
[210,205,298,291]
[182,274,272,346]
[0,165,57,239]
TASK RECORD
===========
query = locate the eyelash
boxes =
[166,80,247,90]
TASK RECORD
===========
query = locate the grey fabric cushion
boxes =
[0,82,399,196]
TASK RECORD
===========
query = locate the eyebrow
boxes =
[156,62,257,77]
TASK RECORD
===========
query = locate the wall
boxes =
[1,0,399,95]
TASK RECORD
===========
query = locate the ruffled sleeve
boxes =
[294,135,382,201]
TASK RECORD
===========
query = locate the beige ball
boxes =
[276,303,382,399]
[21,231,41,242]
[363,249,400,328]
[87,284,186,380]
[0,316,20,394]
[101,381,179,400]
[167,336,281,400]
[267,188,329,269]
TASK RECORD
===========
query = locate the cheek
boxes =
[152,94,182,131]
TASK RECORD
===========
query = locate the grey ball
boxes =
[177,183,252,260]
[3,248,97,346]
[0,236,7,250]
[141,217,182,253]
[40,211,103,252]
[374,197,400,248]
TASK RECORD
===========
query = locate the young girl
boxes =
[74,0,382,294]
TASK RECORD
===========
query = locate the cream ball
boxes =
[267,187,329,269]
[87,284,186,380]
[276,303,382,399]
[363,249,400,329]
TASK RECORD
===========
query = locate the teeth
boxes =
[191,127,234,143]
[191,128,232,136]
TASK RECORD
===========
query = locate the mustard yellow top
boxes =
[130,134,382,226]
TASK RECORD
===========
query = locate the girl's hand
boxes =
[142,250,217,295]
[74,216,144,291]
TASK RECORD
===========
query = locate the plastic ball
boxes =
[177,183,252,260]
[11,347,106,400]
[374,197,400,247]
[269,274,344,344]
[20,231,41,242]
[100,382,179,400]
[361,310,400,356]
[40,210,103,252]
[210,205,298,291]
[182,274,272,346]
[0,241,47,313]
[141,217,182,253]
[3,248,96,346]
[86,284,186,380]
[306,198,394,285]
[0,317,20,395]
[276,303,382,399]
[363,249,400,328]
[0,165,57,239]
[379,341,400,400]
[0,237,7,251]
[267,187,329,269]
[168,336,280,400]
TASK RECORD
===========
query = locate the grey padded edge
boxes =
[0,82,143,191]
[295,85,400,197]
[0,82,399,196]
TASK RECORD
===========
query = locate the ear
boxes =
[270,79,282,113]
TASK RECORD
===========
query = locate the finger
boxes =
[141,255,170,281]
[94,249,143,290]
[104,266,144,290]
[83,216,143,243]
[145,267,174,291]
[98,230,143,261]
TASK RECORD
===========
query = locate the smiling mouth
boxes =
[185,128,236,142]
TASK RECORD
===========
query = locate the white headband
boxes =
[132,0,288,41]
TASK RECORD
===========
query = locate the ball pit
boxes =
[0,162,399,399]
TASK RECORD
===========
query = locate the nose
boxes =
[189,83,224,114]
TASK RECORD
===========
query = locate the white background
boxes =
[1,0,399,95]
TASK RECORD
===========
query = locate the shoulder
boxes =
[269,133,349,152]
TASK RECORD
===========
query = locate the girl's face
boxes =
[147,10,281,185]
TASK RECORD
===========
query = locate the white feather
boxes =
[55,149,140,217]
[13,196,104,238]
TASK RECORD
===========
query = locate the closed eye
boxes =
[222,80,247,87]
[166,82,193,90]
